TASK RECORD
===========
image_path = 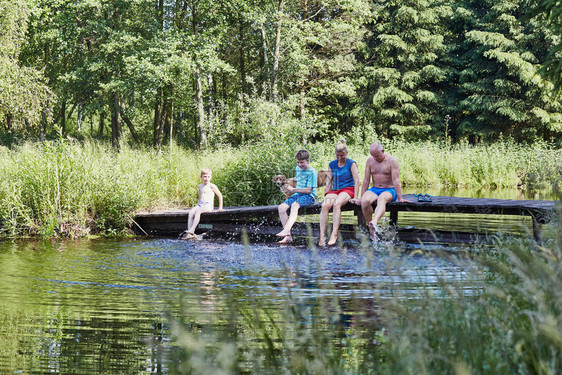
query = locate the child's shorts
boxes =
[283,193,316,207]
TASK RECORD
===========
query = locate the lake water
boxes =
[0,188,556,374]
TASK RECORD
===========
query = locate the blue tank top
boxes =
[329,158,355,190]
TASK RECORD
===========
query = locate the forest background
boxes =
[3,0,562,147]
[0,0,561,237]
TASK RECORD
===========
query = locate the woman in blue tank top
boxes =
[318,139,360,247]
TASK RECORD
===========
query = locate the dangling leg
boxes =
[328,192,352,245]
[319,195,336,247]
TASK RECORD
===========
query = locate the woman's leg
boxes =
[319,194,336,247]
[328,193,352,245]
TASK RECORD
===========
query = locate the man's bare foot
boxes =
[368,221,379,242]
[278,236,293,244]
[327,234,338,246]
[318,239,326,247]
[276,230,290,237]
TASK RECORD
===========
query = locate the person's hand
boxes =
[217,208,225,212]
[397,197,409,203]
[285,185,295,193]
[349,198,361,205]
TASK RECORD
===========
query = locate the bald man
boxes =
[350,142,408,240]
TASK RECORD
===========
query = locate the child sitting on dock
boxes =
[181,168,224,240]
[276,149,317,244]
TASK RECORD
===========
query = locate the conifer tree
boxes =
[359,0,452,140]
[453,0,562,142]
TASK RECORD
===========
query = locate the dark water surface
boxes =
[0,237,478,374]
[0,188,555,374]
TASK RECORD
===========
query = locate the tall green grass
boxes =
[0,138,558,238]
[167,208,562,374]
[0,139,237,237]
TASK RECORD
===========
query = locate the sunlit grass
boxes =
[0,138,558,238]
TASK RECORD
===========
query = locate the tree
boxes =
[454,0,562,141]
[360,0,452,140]
[0,0,52,137]
[525,0,562,93]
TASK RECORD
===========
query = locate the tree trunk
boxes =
[77,103,82,132]
[111,92,122,150]
[40,109,47,141]
[271,0,285,102]
[299,81,306,119]
[168,102,174,149]
[5,113,12,131]
[195,63,206,147]
[207,73,214,118]
[60,100,66,134]
[153,88,163,150]
[239,19,247,95]
[98,111,105,137]
[122,114,141,144]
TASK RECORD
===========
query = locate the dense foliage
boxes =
[1,0,561,147]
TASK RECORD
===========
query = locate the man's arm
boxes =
[360,160,371,197]
[390,159,407,203]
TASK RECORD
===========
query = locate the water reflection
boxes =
[0,236,484,374]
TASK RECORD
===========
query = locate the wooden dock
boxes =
[132,194,558,243]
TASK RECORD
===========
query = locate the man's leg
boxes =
[360,190,377,223]
[371,192,393,226]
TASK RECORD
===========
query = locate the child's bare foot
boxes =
[276,230,290,237]
[318,239,326,247]
[180,232,195,240]
[327,234,338,246]
[278,236,293,244]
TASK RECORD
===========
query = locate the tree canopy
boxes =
[1,0,560,147]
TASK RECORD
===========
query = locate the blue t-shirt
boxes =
[329,158,356,191]
[295,165,317,198]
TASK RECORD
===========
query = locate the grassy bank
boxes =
[0,138,559,238]
[168,208,562,374]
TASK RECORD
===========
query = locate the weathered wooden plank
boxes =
[135,195,556,221]
[132,194,558,240]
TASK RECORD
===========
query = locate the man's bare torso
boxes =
[367,155,395,188]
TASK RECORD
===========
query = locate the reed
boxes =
[168,208,562,374]
[0,138,558,238]
[0,139,237,237]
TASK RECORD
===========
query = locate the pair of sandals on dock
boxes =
[414,193,433,202]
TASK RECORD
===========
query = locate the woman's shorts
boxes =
[325,186,355,198]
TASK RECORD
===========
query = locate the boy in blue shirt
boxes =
[276,149,317,244]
